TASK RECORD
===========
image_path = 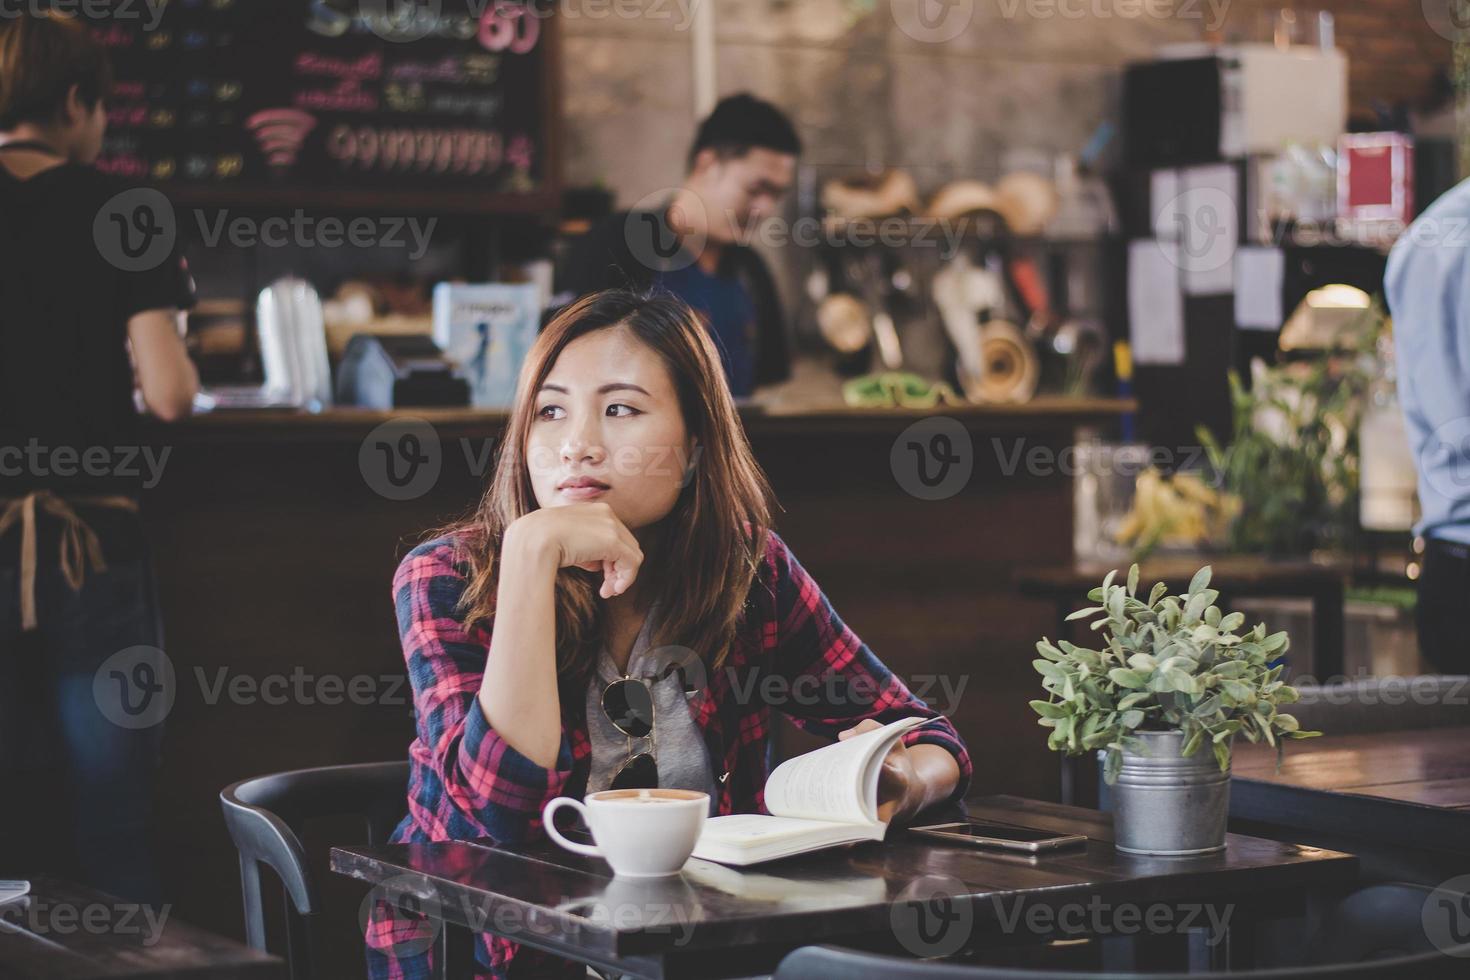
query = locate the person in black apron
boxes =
[0,12,198,904]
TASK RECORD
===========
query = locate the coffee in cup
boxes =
[543,789,708,877]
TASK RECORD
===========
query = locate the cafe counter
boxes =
[136,397,1130,934]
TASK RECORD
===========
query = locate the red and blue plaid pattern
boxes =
[365,529,972,979]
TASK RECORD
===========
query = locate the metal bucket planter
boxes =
[1100,729,1230,856]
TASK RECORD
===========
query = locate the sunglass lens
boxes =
[602,679,654,739]
[610,752,658,790]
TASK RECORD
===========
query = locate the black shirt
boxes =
[0,160,195,499]
[556,209,792,391]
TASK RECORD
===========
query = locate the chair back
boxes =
[1306,882,1445,961]
[1288,677,1470,735]
[220,761,409,979]
[773,940,1470,980]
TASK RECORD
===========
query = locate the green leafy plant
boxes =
[1030,565,1321,783]
[1195,299,1385,556]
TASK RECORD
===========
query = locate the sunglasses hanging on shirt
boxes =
[602,677,658,790]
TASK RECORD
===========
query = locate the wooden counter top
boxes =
[150,396,1135,443]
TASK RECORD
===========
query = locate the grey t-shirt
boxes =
[584,604,718,814]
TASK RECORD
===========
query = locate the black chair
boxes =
[772,943,1470,980]
[220,761,409,979]
[1305,882,1444,961]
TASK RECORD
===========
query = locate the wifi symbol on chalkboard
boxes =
[247,109,317,172]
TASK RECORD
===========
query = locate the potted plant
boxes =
[1031,565,1320,855]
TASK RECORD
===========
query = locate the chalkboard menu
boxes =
[91,0,557,211]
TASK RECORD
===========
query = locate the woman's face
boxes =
[527,325,695,532]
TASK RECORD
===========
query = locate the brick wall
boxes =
[560,0,1452,204]
[1214,0,1453,121]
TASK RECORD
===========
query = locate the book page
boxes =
[697,813,855,845]
[763,717,928,825]
[692,814,880,865]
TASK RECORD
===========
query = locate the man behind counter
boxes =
[558,93,800,398]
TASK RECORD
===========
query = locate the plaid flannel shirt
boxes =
[365,529,972,979]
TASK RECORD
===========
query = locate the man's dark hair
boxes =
[0,12,112,131]
[687,93,801,171]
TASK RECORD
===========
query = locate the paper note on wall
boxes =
[1150,169,1180,239]
[1151,165,1238,297]
[1234,246,1286,330]
[1128,239,1186,366]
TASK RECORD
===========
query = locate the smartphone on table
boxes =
[907,822,1088,853]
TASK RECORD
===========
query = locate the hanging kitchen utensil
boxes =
[932,252,1007,403]
[842,250,905,370]
[822,169,923,220]
[816,293,873,354]
[976,319,1041,404]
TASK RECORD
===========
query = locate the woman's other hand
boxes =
[838,719,925,825]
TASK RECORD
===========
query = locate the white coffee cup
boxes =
[543,788,708,877]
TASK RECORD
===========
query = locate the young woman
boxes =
[0,12,197,903]
[368,291,971,979]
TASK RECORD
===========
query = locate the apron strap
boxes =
[0,491,139,632]
[0,139,62,155]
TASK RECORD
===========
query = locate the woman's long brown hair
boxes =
[440,289,774,708]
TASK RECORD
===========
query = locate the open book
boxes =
[691,716,934,866]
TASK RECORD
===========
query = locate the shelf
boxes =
[818,215,1114,250]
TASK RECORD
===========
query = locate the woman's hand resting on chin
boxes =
[505,502,644,599]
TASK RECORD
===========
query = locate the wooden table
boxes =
[1231,727,1470,860]
[0,876,282,979]
[1017,555,1348,679]
[331,794,1356,979]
